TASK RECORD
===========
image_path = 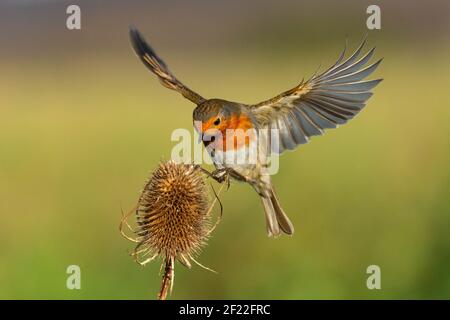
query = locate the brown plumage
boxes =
[130,29,205,104]
[130,28,382,237]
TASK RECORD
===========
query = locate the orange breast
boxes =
[221,113,255,152]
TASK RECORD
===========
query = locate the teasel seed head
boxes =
[135,161,211,263]
[120,161,222,299]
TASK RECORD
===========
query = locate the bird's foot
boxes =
[197,166,228,183]
[198,166,261,194]
[211,168,233,190]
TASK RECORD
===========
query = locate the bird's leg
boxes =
[198,165,261,194]
[196,165,214,178]
[203,167,234,190]
[219,168,259,192]
[211,168,229,183]
[229,170,266,197]
[227,169,267,198]
[197,166,229,184]
[212,168,234,191]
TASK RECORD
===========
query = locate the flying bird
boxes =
[129,28,382,237]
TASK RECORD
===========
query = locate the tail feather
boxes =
[260,185,294,237]
[269,186,294,235]
[261,196,281,237]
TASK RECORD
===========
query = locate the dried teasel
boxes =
[120,161,222,300]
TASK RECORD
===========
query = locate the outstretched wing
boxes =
[129,28,205,105]
[250,37,382,153]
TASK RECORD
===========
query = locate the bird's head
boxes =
[193,99,231,134]
[193,99,232,148]
[193,99,253,149]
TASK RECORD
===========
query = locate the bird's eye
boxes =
[213,118,221,126]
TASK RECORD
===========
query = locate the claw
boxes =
[196,165,246,190]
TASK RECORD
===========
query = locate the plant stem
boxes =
[158,257,174,300]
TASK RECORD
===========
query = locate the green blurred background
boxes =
[1,0,450,299]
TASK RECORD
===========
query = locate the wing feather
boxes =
[286,110,310,144]
[321,57,382,85]
[129,28,205,105]
[251,38,382,153]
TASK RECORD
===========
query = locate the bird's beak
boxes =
[201,132,218,148]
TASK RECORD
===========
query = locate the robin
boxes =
[130,28,382,237]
